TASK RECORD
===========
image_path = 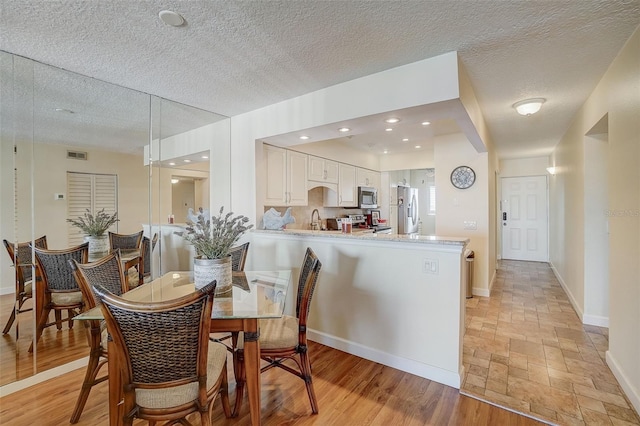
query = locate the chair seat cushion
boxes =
[135,342,227,409]
[51,291,83,305]
[24,280,33,296]
[237,315,299,350]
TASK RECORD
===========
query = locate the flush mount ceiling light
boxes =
[159,10,185,27]
[385,117,401,124]
[513,98,546,116]
[338,127,350,132]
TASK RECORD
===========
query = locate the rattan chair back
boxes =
[141,233,158,277]
[70,250,128,309]
[33,242,88,292]
[295,247,322,322]
[108,230,143,251]
[229,242,250,272]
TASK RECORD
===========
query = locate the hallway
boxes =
[461,260,640,425]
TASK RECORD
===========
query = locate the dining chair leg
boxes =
[68,308,75,328]
[55,309,63,330]
[2,306,16,335]
[69,350,107,423]
[300,351,319,414]
[29,306,51,352]
[219,366,232,418]
[231,349,246,417]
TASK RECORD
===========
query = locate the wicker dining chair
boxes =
[94,281,231,426]
[232,247,322,416]
[30,242,88,352]
[109,230,143,288]
[68,250,128,423]
[2,236,47,338]
[229,242,249,272]
[141,233,158,278]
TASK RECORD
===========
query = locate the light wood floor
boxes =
[0,340,544,425]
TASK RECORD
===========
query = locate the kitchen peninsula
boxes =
[249,229,469,388]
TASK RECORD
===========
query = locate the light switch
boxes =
[463,221,477,230]
[423,258,439,274]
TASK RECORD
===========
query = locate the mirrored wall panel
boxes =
[0,51,229,386]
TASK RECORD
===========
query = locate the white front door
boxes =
[501,176,548,261]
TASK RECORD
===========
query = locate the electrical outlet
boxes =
[423,258,438,274]
[463,220,477,230]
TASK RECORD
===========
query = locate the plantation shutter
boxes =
[67,172,118,246]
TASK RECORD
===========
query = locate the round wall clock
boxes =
[450,166,476,189]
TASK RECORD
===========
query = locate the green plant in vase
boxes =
[67,208,119,254]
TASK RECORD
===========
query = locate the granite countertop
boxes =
[253,228,469,246]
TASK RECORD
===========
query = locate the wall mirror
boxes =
[0,51,229,387]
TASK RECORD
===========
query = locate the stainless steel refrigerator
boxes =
[397,185,419,234]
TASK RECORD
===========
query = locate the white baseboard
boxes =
[473,286,491,298]
[550,262,584,322]
[0,356,88,397]
[606,351,640,414]
[308,329,462,389]
[0,287,13,296]
[582,314,609,328]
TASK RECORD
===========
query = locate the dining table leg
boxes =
[243,318,261,426]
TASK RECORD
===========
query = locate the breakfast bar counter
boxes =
[247,229,470,389]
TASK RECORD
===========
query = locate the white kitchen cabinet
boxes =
[264,145,308,206]
[323,162,356,207]
[308,155,338,184]
[357,167,379,189]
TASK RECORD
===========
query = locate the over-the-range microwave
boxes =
[357,186,378,209]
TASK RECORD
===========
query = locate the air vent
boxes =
[67,150,88,160]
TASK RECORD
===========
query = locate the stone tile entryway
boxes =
[461,260,640,425]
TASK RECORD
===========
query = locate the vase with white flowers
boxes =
[67,208,119,255]
[176,207,253,294]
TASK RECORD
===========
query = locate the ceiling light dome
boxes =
[513,98,545,116]
[159,10,185,27]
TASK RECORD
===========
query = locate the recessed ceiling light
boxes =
[171,178,180,184]
[299,135,309,140]
[513,98,545,116]
[201,155,209,159]
[383,150,389,154]
[184,159,191,163]
[421,121,431,126]
[168,162,176,166]
[415,145,421,149]
[159,10,185,27]
[402,138,409,142]
[385,128,393,132]
[385,118,401,124]
[338,127,350,132]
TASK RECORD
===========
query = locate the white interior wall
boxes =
[499,156,549,177]
[583,133,609,326]
[434,133,489,295]
[549,26,639,412]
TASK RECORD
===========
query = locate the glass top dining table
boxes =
[75,269,292,426]
[76,270,291,320]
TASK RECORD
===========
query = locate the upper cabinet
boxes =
[264,145,308,206]
[308,155,339,184]
[324,163,357,207]
[357,168,380,190]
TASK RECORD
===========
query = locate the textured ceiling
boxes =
[1,1,638,158]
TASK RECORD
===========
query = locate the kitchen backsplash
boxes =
[263,187,357,230]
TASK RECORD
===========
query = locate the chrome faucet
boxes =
[310,209,321,230]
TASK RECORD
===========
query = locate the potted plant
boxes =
[177,207,253,294]
[67,208,119,255]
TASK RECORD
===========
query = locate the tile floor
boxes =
[461,260,640,426]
